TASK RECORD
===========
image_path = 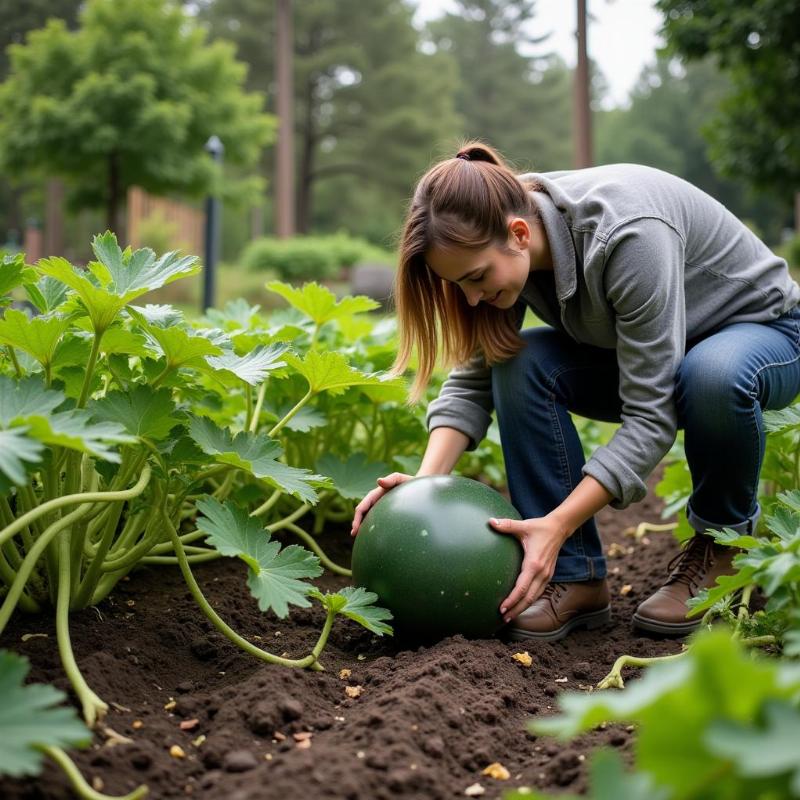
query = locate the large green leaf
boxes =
[267,281,378,326]
[0,254,36,306]
[0,428,44,486]
[205,343,289,385]
[763,404,800,434]
[531,632,800,798]
[0,650,90,777]
[90,386,179,440]
[0,375,65,425]
[205,298,261,330]
[37,256,127,334]
[128,303,184,329]
[140,325,224,371]
[196,497,322,618]
[88,231,200,297]
[309,587,393,635]
[284,350,392,396]
[24,276,69,314]
[705,701,800,791]
[25,410,135,463]
[315,453,389,500]
[0,309,69,368]
[187,416,323,502]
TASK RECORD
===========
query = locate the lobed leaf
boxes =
[90,386,180,441]
[24,276,69,314]
[763,404,800,434]
[284,350,391,396]
[25,410,135,463]
[309,586,393,635]
[315,453,389,500]
[0,253,36,304]
[266,281,378,326]
[188,416,323,503]
[0,428,44,487]
[0,309,70,369]
[196,497,322,618]
[205,342,289,385]
[0,650,90,777]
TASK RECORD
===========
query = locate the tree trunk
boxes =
[296,73,316,234]
[274,0,295,238]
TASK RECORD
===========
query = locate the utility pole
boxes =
[203,135,224,313]
[574,0,593,168]
[275,0,295,237]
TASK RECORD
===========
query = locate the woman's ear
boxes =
[508,217,531,249]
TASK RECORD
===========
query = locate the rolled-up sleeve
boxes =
[426,350,494,450]
[582,218,687,508]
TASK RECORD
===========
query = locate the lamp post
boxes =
[203,135,224,312]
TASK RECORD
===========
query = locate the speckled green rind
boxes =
[351,475,523,640]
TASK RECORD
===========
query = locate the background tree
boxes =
[595,55,786,243]
[199,0,461,242]
[0,0,82,245]
[425,0,573,173]
[656,0,800,231]
[0,0,274,237]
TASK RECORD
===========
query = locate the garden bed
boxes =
[1,475,682,800]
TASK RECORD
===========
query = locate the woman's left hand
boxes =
[488,515,570,623]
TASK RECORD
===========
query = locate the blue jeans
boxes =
[491,307,800,582]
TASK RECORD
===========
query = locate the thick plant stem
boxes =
[164,512,326,670]
[5,344,22,377]
[0,504,96,634]
[268,387,313,438]
[251,488,282,518]
[140,551,222,565]
[77,332,104,409]
[284,522,352,576]
[249,381,268,433]
[598,633,778,690]
[56,534,108,727]
[40,746,147,800]
[0,466,152,551]
[598,651,688,689]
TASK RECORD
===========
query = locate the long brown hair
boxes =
[392,141,540,401]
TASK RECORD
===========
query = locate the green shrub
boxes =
[241,233,394,281]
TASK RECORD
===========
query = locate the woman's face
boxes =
[425,237,530,310]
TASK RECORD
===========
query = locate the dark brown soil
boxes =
[1,476,684,800]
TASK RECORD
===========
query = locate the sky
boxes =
[413,0,665,109]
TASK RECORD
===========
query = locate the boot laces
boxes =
[665,534,715,593]
[541,582,567,612]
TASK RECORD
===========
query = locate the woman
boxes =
[351,142,800,642]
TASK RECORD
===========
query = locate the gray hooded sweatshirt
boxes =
[426,163,800,509]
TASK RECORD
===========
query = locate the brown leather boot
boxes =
[633,533,738,636]
[507,579,611,642]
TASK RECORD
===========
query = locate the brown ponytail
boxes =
[391,140,541,401]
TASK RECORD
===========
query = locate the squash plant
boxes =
[0,235,395,728]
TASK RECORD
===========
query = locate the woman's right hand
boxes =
[351,472,414,537]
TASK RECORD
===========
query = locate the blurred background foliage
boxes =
[0,0,798,296]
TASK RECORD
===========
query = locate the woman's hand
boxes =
[488,514,571,623]
[351,472,414,537]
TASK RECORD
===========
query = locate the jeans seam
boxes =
[545,364,589,567]
[743,350,800,517]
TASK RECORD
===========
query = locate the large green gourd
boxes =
[351,475,523,640]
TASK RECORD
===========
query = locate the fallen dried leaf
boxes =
[345,685,363,699]
[512,651,533,667]
[619,584,633,596]
[464,783,485,796]
[179,719,199,731]
[338,668,352,680]
[169,745,186,759]
[482,762,510,780]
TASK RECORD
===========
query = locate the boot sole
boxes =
[631,612,701,637]
[506,605,612,643]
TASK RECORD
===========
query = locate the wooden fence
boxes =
[126,187,204,256]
